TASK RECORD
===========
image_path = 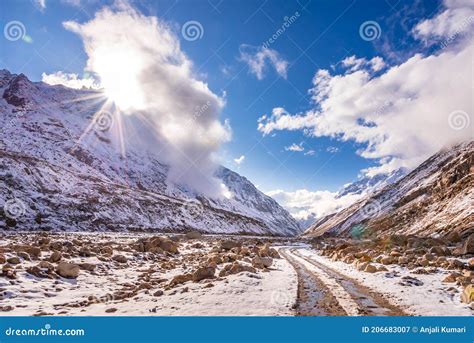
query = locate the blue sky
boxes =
[1,0,471,220]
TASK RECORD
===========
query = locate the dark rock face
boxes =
[3,74,30,107]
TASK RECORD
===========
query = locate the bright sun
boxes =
[94,48,145,112]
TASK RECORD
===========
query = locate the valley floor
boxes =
[0,232,472,316]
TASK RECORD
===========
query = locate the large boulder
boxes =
[169,273,193,286]
[251,256,273,269]
[192,266,215,282]
[185,231,203,240]
[133,236,179,254]
[56,262,80,279]
[462,234,474,255]
[461,285,474,304]
[112,255,128,264]
[219,240,241,251]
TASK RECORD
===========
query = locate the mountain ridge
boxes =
[0,69,301,236]
[303,140,473,238]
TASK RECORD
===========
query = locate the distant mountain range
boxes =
[303,141,473,238]
[0,70,301,236]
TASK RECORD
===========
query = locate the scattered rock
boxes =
[219,240,241,251]
[56,262,80,279]
[112,255,128,264]
[185,231,203,239]
[7,257,20,265]
[49,251,62,263]
[169,274,193,286]
[17,251,31,261]
[460,285,473,304]
[399,276,423,286]
[192,266,215,282]
[462,234,474,255]
[79,263,96,272]
[443,272,462,283]
[153,290,164,297]
[251,256,273,269]
[364,264,377,273]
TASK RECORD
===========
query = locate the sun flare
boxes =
[94,48,145,112]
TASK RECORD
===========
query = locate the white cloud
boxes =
[34,0,46,10]
[266,189,364,220]
[258,1,473,177]
[413,0,474,40]
[233,155,245,165]
[304,149,315,156]
[42,71,99,89]
[239,45,288,80]
[326,146,339,153]
[341,55,386,72]
[63,1,231,196]
[369,56,386,71]
[284,142,304,152]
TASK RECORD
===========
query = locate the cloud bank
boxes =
[42,71,99,89]
[258,0,473,177]
[239,45,288,80]
[63,1,231,196]
[267,189,364,221]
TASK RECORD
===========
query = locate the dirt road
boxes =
[280,247,406,316]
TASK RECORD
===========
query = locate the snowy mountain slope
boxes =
[337,168,407,198]
[0,70,300,236]
[296,168,407,230]
[304,141,474,238]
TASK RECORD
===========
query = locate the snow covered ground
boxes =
[0,233,297,316]
[297,248,472,316]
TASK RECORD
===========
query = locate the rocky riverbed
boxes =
[0,231,297,315]
[1,231,472,316]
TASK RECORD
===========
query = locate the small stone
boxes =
[56,262,80,279]
[153,290,164,297]
[185,231,203,239]
[49,251,62,263]
[112,255,128,264]
[461,285,474,304]
[192,266,215,282]
[7,257,20,265]
[364,264,377,273]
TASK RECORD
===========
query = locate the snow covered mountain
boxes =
[337,168,407,198]
[304,141,473,238]
[0,70,301,236]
